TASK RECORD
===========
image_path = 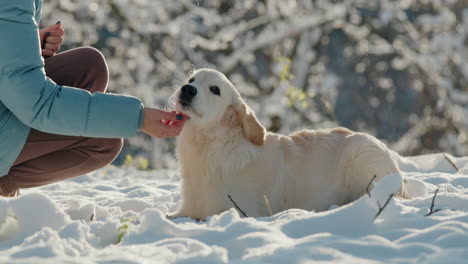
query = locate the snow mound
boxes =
[1,154,468,263]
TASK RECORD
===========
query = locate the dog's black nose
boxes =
[181,84,197,97]
[179,84,197,106]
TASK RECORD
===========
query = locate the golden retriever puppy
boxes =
[173,68,406,220]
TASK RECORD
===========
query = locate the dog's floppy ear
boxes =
[222,102,265,146]
[221,104,240,128]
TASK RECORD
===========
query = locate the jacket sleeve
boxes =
[0,0,144,138]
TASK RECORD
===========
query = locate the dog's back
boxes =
[255,128,403,213]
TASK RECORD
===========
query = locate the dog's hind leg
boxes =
[341,133,408,201]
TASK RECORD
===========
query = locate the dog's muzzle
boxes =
[179,84,197,107]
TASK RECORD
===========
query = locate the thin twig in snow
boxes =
[425,188,442,217]
[228,194,248,217]
[373,193,395,221]
[443,154,459,172]
[366,174,377,198]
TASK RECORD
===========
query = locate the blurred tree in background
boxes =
[40,0,468,169]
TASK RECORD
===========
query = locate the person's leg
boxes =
[44,46,110,93]
[0,47,123,196]
[0,130,123,195]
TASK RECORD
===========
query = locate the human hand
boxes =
[39,21,65,57]
[141,108,189,138]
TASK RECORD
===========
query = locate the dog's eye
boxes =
[210,86,221,96]
[189,77,195,83]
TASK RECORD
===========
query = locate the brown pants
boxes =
[0,47,123,196]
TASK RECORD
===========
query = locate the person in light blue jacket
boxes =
[0,0,188,196]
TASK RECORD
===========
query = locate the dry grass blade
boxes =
[263,195,274,217]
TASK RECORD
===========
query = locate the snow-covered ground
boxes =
[1,153,468,263]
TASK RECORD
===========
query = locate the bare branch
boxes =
[429,189,439,212]
[366,175,377,198]
[425,188,442,217]
[228,194,248,217]
[425,209,442,217]
[373,193,395,221]
[443,154,460,172]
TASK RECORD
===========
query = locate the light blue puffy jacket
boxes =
[0,0,145,176]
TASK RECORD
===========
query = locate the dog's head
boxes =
[175,68,266,146]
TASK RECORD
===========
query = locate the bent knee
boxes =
[88,138,123,165]
[78,47,109,90]
[103,138,124,162]
[78,47,107,65]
